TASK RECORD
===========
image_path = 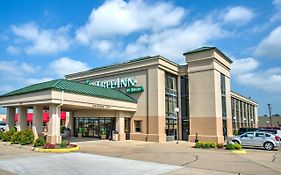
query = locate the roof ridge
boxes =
[51,79,64,88]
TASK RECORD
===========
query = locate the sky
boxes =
[0,0,281,115]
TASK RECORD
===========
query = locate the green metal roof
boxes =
[183,46,233,63]
[1,79,137,103]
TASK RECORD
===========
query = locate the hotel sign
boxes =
[126,86,144,93]
[85,77,137,89]
[85,77,144,93]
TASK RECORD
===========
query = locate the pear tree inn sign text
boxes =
[85,77,137,89]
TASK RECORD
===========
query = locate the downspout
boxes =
[56,91,64,143]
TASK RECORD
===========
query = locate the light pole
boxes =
[174,107,180,144]
[268,104,272,128]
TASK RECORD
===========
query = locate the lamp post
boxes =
[174,107,180,144]
[268,104,272,128]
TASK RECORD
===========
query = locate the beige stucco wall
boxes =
[186,49,232,143]
[65,56,175,142]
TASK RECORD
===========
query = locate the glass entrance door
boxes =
[74,117,115,139]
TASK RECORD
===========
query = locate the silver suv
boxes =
[231,131,281,150]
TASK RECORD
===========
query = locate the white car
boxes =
[232,131,281,150]
[0,122,6,131]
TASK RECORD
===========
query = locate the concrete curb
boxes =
[33,146,80,153]
[232,150,247,154]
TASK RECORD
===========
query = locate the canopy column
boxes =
[47,104,61,144]
[116,111,125,141]
[6,107,16,131]
[32,105,43,139]
[17,106,27,131]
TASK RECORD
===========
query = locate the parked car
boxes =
[258,128,281,138]
[238,127,259,135]
[232,131,281,150]
[0,122,6,131]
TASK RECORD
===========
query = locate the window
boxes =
[242,132,254,138]
[221,73,227,139]
[255,132,265,137]
[221,73,227,118]
[135,121,142,132]
[165,73,178,118]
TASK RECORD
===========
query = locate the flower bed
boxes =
[34,143,80,153]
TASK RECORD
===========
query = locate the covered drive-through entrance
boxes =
[0,79,137,144]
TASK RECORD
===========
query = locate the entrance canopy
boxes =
[0,79,137,112]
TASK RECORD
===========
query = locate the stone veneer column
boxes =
[116,111,125,141]
[6,107,16,131]
[32,105,43,139]
[17,106,27,131]
[47,104,61,144]
[184,48,232,144]
[147,68,166,142]
[65,112,74,136]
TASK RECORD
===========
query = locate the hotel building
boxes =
[0,47,258,144]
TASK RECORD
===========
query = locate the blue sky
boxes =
[0,0,281,115]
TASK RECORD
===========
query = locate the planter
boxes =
[101,134,106,140]
[78,133,82,138]
[112,134,119,141]
[34,145,80,153]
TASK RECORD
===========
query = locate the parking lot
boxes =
[0,140,281,175]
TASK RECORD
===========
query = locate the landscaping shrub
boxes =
[0,131,3,140]
[217,144,224,148]
[19,129,34,145]
[1,129,16,142]
[11,131,21,144]
[195,142,217,149]
[210,142,216,148]
[194,141,204,148]
[233,143,242,150]
[226,143,242,150]
[226,143,234,150]
[34,138,46,147]
[203,142,210,149]
[59,140,69,148]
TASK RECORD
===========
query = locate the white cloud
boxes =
[237,68,281,93]
[0,85,15,93]
[223,6,254,25]
[49,57,89,77]
[271,0,281,22]
[255,26,281,58]
[123,20,228,62]
[6,46,21,55]
[26,77,53,85]
[0,60,38,76]
[76,0,185,44]
[90,40,114,54]
[10,22,72,55]
[231,57,259,75]
[232,58,281,93]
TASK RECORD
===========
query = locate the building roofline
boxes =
[65,55,181,78]
[231,90,258,104]
[183,46,233,64]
